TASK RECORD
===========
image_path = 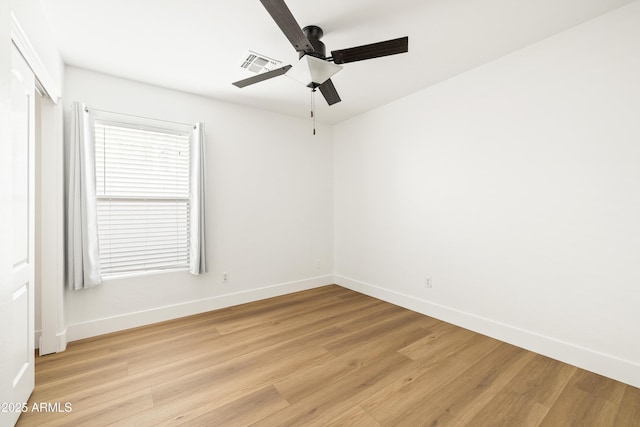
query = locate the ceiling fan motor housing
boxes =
[301,25,326,59]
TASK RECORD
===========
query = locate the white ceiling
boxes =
[43,0,633,124]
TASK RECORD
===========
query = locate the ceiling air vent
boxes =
[240,51,282,74]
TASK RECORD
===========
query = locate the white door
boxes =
[1,44,36,427]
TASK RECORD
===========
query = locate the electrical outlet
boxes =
[222,272,229,283]
[425,277,432,288]
[315,259,321,270]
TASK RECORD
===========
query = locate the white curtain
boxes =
[189,122,208,275]
[67,102,102,289]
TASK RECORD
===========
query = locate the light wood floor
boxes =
[17,285,640,426]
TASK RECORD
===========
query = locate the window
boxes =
[94,118,191,276]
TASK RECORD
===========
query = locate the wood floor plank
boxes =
[467,353,576,426]
[425,342,535,423]
[331,301,403,332]
[29,362,130,402]
[211,285,353,332]
[615,385,640,426]
[503,354,577,407]
[541,386,618,427]
[397,321,476,361]
[274,323,427,405]
[15,286,640,427]
[325,405,382,427]
[19,388,154,427]
[385,401,467,427]
[150,337,334,408]
[572,368,627,404]
[472,391,550,427]
[323,310,431,356]
[214,292,348,335]
[359,333,502,425]
[124,294,376,375]
[254,351,417,426]
[169,386,289,427]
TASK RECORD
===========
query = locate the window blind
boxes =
[95,121,191,276]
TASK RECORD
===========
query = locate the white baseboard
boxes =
[65,275,334,343]
[335,275,640,389]
[57,327,68,352]
[36,328,67,355]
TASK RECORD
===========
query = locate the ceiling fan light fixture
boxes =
[286,54,343,88]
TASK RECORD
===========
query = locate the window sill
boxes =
[101,267,190,282]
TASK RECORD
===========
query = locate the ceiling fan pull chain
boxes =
[311,89,316,135]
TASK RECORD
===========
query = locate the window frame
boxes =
[92,112,193,279]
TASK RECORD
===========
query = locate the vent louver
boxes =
[240,51,282,74]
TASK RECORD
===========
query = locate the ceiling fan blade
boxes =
[259,0,314,53]
[232,65,292,88]
[331,36,408,64]
[319,79,341,106]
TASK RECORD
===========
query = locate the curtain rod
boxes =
[79,104,196,129]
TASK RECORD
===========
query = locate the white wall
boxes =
[63,67,334,340]
[334,1,640,388]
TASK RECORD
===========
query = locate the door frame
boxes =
[10,13,60,102]
[10,12,65,357]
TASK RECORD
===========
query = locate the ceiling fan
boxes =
[232,0,409,107]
